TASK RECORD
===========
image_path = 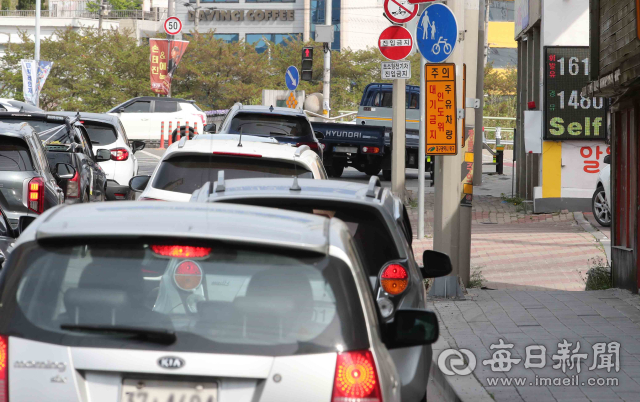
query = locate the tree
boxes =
[483,63,517,132]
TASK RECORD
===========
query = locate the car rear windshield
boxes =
[152,154,313,194]
[4,241,369,355]
[0,118,68,144]
[222,200,401,277]
[0,137,34,171]
[82,122,118,145]
[229,113,312,137]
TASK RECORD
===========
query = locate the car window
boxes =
[179,102,201,112]
[229,113,312,137]
[8,241,369,356]
[152,155,314,194]
[0,136,34,171]
[408,92,419,109]
[82,122,118,146]
[123,101,151,113]
[373,91,393,107]
[154,101,178,113]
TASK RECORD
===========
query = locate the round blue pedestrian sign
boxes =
[285,66,299,91]
[415,3,458,63]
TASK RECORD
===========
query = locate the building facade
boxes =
[487,0,517,69]
[514,0,609,213]
[583,0,640,293]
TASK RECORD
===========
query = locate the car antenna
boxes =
[290,154,301,191]
[19,106,23,112]
[238,127,243,148]
[269,105,274,113]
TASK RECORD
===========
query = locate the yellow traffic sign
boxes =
[425,63,457,155]
[286,92,298,109]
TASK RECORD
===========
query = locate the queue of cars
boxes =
[0,97,450,401]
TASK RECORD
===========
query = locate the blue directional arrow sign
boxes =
[415,3,458,63]
[285,66,299,91]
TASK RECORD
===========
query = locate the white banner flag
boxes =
[21,59,53,106]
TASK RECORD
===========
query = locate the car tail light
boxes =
[114,193,126,200]
[296,142,320,151]
[362,146,380,154]
[174,260,203,291]
[27,177,44,213]
[380,264,408,296]
[332,350,382,402]
[110,148,129,161]
[66,170,80,199]
[151,245,211,258]
[212,151,262,158]
[0,335,7,402]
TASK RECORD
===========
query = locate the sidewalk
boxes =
[429,288,640,402]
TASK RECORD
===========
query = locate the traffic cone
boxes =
[186,121,190,139]
[176,121,181,140]
[168,121,173,146]
[160,122,165,149]
[194,122,198,136]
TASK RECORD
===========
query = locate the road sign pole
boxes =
[418,54,426,240]
[391,78,406,200]
[322,0,331,118]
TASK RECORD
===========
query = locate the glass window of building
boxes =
[246,33,301,53]
[489,1,514,21]
[214,33,239,43]
[189,0,239,3]
[310,0,341,50]
[246,0,294,3]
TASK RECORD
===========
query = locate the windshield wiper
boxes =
[60,324,177,345]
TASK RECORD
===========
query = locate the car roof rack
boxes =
[213,170,225,193]
[366,175,381,198]
[178,136,189,148]
[294,144,310,157]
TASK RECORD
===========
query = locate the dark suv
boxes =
[217,103,324,160]
[0,112,109,206]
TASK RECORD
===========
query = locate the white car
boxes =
[592,154,611,226]
[107,97,207,142]
[0,98,43,112]
[130,134,328,202]
[56,112,146,200]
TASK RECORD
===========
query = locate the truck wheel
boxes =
[330,164,345,178]
[364,166,381,176]
[382,169,391,181]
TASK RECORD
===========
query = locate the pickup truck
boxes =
[312,122,385,177]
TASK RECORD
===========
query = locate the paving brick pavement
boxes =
[408,195,606,291]
[429,288,640,402]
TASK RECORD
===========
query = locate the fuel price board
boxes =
[545,47,606,141]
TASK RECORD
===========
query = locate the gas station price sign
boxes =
[544,47,606,141]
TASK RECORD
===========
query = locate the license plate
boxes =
[334,146,358,153]
[121,379,218,402]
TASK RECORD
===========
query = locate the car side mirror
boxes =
[129,175,151,192]
[314,131,324,140]
[18,215,36,235]
[204,123,216,133]
[386,309,439,349]
[117,107,125,113]
[95,149,111,162]
[603,154,611,164]
[130,140,146,153]
[420,250,453,278]
[54,163,76,180]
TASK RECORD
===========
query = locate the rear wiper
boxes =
[60,324,177,345]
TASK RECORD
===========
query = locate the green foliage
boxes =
[87,0,141,12]
[1,0,11,10]
[16,0,45,10]
[467,267,485,288]
[582,257,612,291]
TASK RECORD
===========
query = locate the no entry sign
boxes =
[384,0,418,24]
[378,26,413,61]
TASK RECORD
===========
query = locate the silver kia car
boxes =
[0,201,439,401]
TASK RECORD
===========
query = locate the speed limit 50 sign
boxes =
[164,17,182,35]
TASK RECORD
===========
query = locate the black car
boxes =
[216,103,324,160]
[0,207,35,269]
[0,112,109,204]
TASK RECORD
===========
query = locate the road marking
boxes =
[140,150,162,160]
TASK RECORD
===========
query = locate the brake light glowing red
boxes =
[332,350,381,402]
[27,177,44,213]
[110,148,129,161]
[151,245,211,258]
[174,260,203,291]
[66,170,80,199]
[380,264,408,296]
[0,335,8,402]
[212,151,262,158]
[362,146,380,154]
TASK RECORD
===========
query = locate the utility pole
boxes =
[322,0,331,117]
[473,0,486,186]
[98,0,104,34]
[34,0,41,108]
[167,0,175,97]
[483,0,489,65]
[418,54,426,239]
[194,0,200,32]
[391,78,406,199]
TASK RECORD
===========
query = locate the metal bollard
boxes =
[495,127,504,175]
[160,122,165,149]
[168,121,173,146]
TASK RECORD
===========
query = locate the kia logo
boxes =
[158,356,185,369]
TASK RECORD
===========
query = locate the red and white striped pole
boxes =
[193,122,198,136]
[168,121,173,146]
[160,121,165,149]
[176,121,181,141]
[185,121,190,139]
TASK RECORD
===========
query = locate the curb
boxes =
[573,212,611,264]
[429,326,494,402]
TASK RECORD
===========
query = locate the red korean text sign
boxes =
[149,39,189,95]
[425,63,457,155]
[378,26,413,61]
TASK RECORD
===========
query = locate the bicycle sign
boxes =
[415,3,458,63]
[383,0,418,24]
